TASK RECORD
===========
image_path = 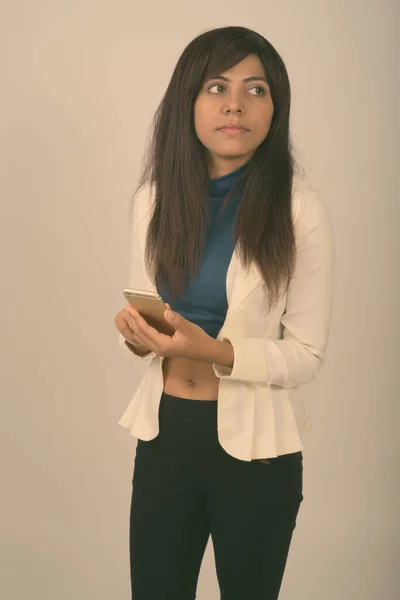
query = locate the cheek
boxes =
[194,99,214,140]
[254,109,274,142]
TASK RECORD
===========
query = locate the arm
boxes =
[118,188,157,363]
[206,339,235,369]
[210,189,335,387]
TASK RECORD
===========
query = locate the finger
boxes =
[126,314,138,333]
[122,312,137,334]
[122,325,147,349]
[121,313,144,344]
[125,307,155,339]
[120,319,138,344]
[125,310,147,333]
[129,309,170,351]
[130,332,140,344]
[125,305,141,318]
[124,306,170,351]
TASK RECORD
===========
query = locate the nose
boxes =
[222,94,244,114]
[225,106,243,114]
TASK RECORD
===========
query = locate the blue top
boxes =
[158,161,249,338]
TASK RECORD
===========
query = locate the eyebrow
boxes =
[207,75,269,85]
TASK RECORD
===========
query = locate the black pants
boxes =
[129,392,303,600]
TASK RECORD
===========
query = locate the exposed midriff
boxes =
[162,356,220,400]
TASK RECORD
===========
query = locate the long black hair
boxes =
[131,26,303,309]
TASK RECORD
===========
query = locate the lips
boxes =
[218,126,249,134]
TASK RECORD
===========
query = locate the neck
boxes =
[206,154,253,179]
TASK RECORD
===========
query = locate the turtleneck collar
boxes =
[209,160,250,199]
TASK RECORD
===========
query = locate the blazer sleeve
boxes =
[212,188,335,387]
[118,190,157,363]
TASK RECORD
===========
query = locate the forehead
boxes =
[205,54,267,84]
[220,54,264,75]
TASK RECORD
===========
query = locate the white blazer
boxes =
[118,176,335,461]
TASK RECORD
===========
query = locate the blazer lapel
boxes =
[225,245,264,315]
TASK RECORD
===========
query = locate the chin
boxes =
[215,146,253,157]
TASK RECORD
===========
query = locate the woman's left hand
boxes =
[125,303,215,361]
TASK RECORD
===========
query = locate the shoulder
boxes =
[130,182,156,224]
[134,182,155,208]
[291,175,333,232]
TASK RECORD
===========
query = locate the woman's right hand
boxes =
[114,306,152,355]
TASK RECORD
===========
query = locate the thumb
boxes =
[164,303,182,324]
[165,308,177,322]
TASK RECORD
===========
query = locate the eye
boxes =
[208,84,226,94]
[207,84,267,96]
[248,86,267,96]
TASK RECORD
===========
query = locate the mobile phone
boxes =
[122,288,176,336]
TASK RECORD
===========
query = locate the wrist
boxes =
[203,338,234,368]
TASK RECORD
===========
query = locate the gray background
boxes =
[1,1,398,598]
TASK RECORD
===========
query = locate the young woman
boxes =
[114,25,334,600]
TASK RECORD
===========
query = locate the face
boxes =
[194,54,274,179]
